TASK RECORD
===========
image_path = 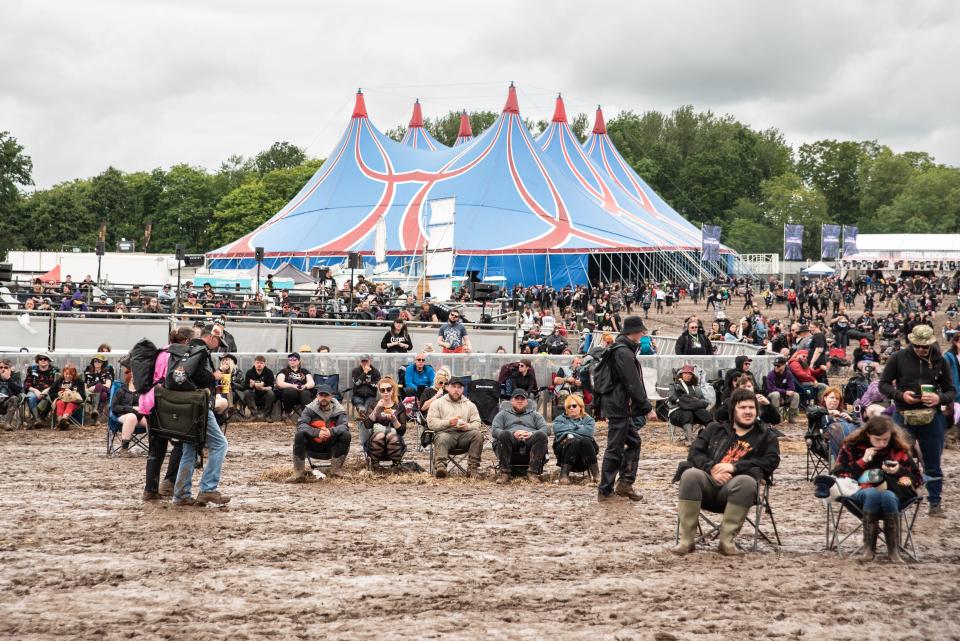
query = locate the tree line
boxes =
[2,106,958,260]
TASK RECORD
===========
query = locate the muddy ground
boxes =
[1,415,958,641]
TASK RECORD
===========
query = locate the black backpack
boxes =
[843,374,870,409]
[164,343,211,391]
[582,343,627,395]
[129,338,161,394]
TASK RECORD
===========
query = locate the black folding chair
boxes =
[676,476,781,553]
[824,493,924,561]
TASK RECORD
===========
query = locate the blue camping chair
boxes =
[106,380,148,456]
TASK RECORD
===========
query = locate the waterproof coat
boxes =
[673,419,781,483]
[597,335,652,418]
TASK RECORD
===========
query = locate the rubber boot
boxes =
[670,499,701,555]
[285,456,308,483]
[588,462,600,481]
[718,503,751,556]
[860,511,879,562]
[683,423,694,443]
[883,516,904,564]
[328,455,346,477]
[558,464,572,485]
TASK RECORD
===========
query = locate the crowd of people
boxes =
[3,268,957,560]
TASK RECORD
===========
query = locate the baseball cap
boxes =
[511,389,529,399]
[315,384,334,396]
[859,338,871,347]
[774,356,788,366]
[287,352,300,360]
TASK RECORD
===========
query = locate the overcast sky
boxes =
[3,0,958,189]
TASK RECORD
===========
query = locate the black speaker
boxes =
[469,282,498,302]
[347,252,363,269]
[183,254,206,268]
[176,244,185,261]
[95,241,105,256]
[0,263,11,282]
[255,246,265,262]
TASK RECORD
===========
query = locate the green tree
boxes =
[570,113,589,143]
[18,180,96,250]
[152,164,223,252]
[0,131,34,251]
[722,199,780,255]
[756,172,829,259]
[254,142,307,175]
[424,110,499,146]
[796,140,875,224]
[873,166,960,234]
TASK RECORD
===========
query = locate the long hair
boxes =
[378,375,399,405]
[819,386,843,408]
[843,415,912,452]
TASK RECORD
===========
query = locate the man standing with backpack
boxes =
[171,326,231,507]
[596,316,656,502]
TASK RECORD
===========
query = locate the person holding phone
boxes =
[832,416,922,563]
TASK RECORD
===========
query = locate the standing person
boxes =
[172,326,231,507]
[675,318,714,356]
[437,309,472,353]
[879,325,955,517]
[596,316,655,502]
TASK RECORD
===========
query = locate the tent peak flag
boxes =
[351,90,368,119]
[551,94,568,123]
[503,83,520,114]
[408,100,425,128]
[457,112,473,138]
[592,106,606,134]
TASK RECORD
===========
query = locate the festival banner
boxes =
[821,223,841,259]
[842,225,858,257]
[701,225,721,262]
[783,224,804,260]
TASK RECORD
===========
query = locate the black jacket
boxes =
[675,330,714,356]
[673,420,781,483]
[0,375,23,399]
[380,328,413,353]
[879,346,956,412]
[185,339,216,392]
[722,356,758,397]
[598,335,652,418]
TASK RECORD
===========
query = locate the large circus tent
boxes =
[207,84,729,286]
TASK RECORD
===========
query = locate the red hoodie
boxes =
[788,349,824,383]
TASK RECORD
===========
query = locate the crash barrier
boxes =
[0,310,517,354]
[2,351,778,418]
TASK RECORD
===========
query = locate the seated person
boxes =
[852,338,881,374]
[552,393,599,483]
[671,389,781,556]
[552,356,583,406]
[83,354,114,423]
[0,359,23,429]
[275,352,315,420]
[715,375,781,427]
[788,349,827,406]
[667,365,713,443]
[24,353,59,425]
[240,355,276,422]
[764,356,801,423]
[111,366,148,457]
[286,385,351,482]
[831,416,922,563]
[503,359,538,399]
[425,378,483,478]
[349,354,381,416]
[214,354,244,425]
[419,367,450,413]
[361,376,407,468]
[404,353,435,397]
[805,386,859,460]
[49,366,86,430]
[490,389,549,484]
[722,356,756,398]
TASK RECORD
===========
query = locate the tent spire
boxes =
[408,99,425,128]
[503,81,520,114]
[457,111,473,138]
[351,89,368,119]
[592,105,606,134]
[551,92,568,123]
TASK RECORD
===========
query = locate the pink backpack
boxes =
[138,350,171,415]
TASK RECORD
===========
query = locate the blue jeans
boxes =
[894,410,945,506]
[851,487,899,515]
[174,410,228,499]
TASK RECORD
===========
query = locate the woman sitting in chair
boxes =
[83,354,114,424]
[667,365,713,443]
[806,386,859,461]
[832,415,922,563]
[361,376,407,469]
[112,367,148,457]
[552,394,599,484]
[49,366,85,430]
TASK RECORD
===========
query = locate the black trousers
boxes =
[669,408,713,427]
[144,433,182,493]
[494,430,548,474]
[293,430,351,460]
[241,388,276,413]
[598,417,642,495]
[553,436,599,472]
[279,387,313,413]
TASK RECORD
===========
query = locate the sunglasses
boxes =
[0,366,9,371]
[379,387,393,393]
[415,358,425,362]
[288,357,299,361]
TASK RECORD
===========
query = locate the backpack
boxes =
[843,374,870,409]
[129,338,161,394]
[638,335,655,355]
[164,343,211,391]
[544,333,567,355]
[582,343,627,395]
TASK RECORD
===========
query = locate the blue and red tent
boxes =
[399,99,446,151]
[453,111,474,147]
[207,85,719,286]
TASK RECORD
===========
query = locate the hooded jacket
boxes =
[764,366,798,396]
[598,334,652,419]
[879,345,956,412]
[723,356,757,396]
[788,350,824,384]
[297,397,349,440]
[666,373,709,415]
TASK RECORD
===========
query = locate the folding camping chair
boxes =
[424,430,471,477]
[804,410,845,481]
[675,475,782,553]
[106,380,149,456]
[824,486,925,562]
[50,390,85,430]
